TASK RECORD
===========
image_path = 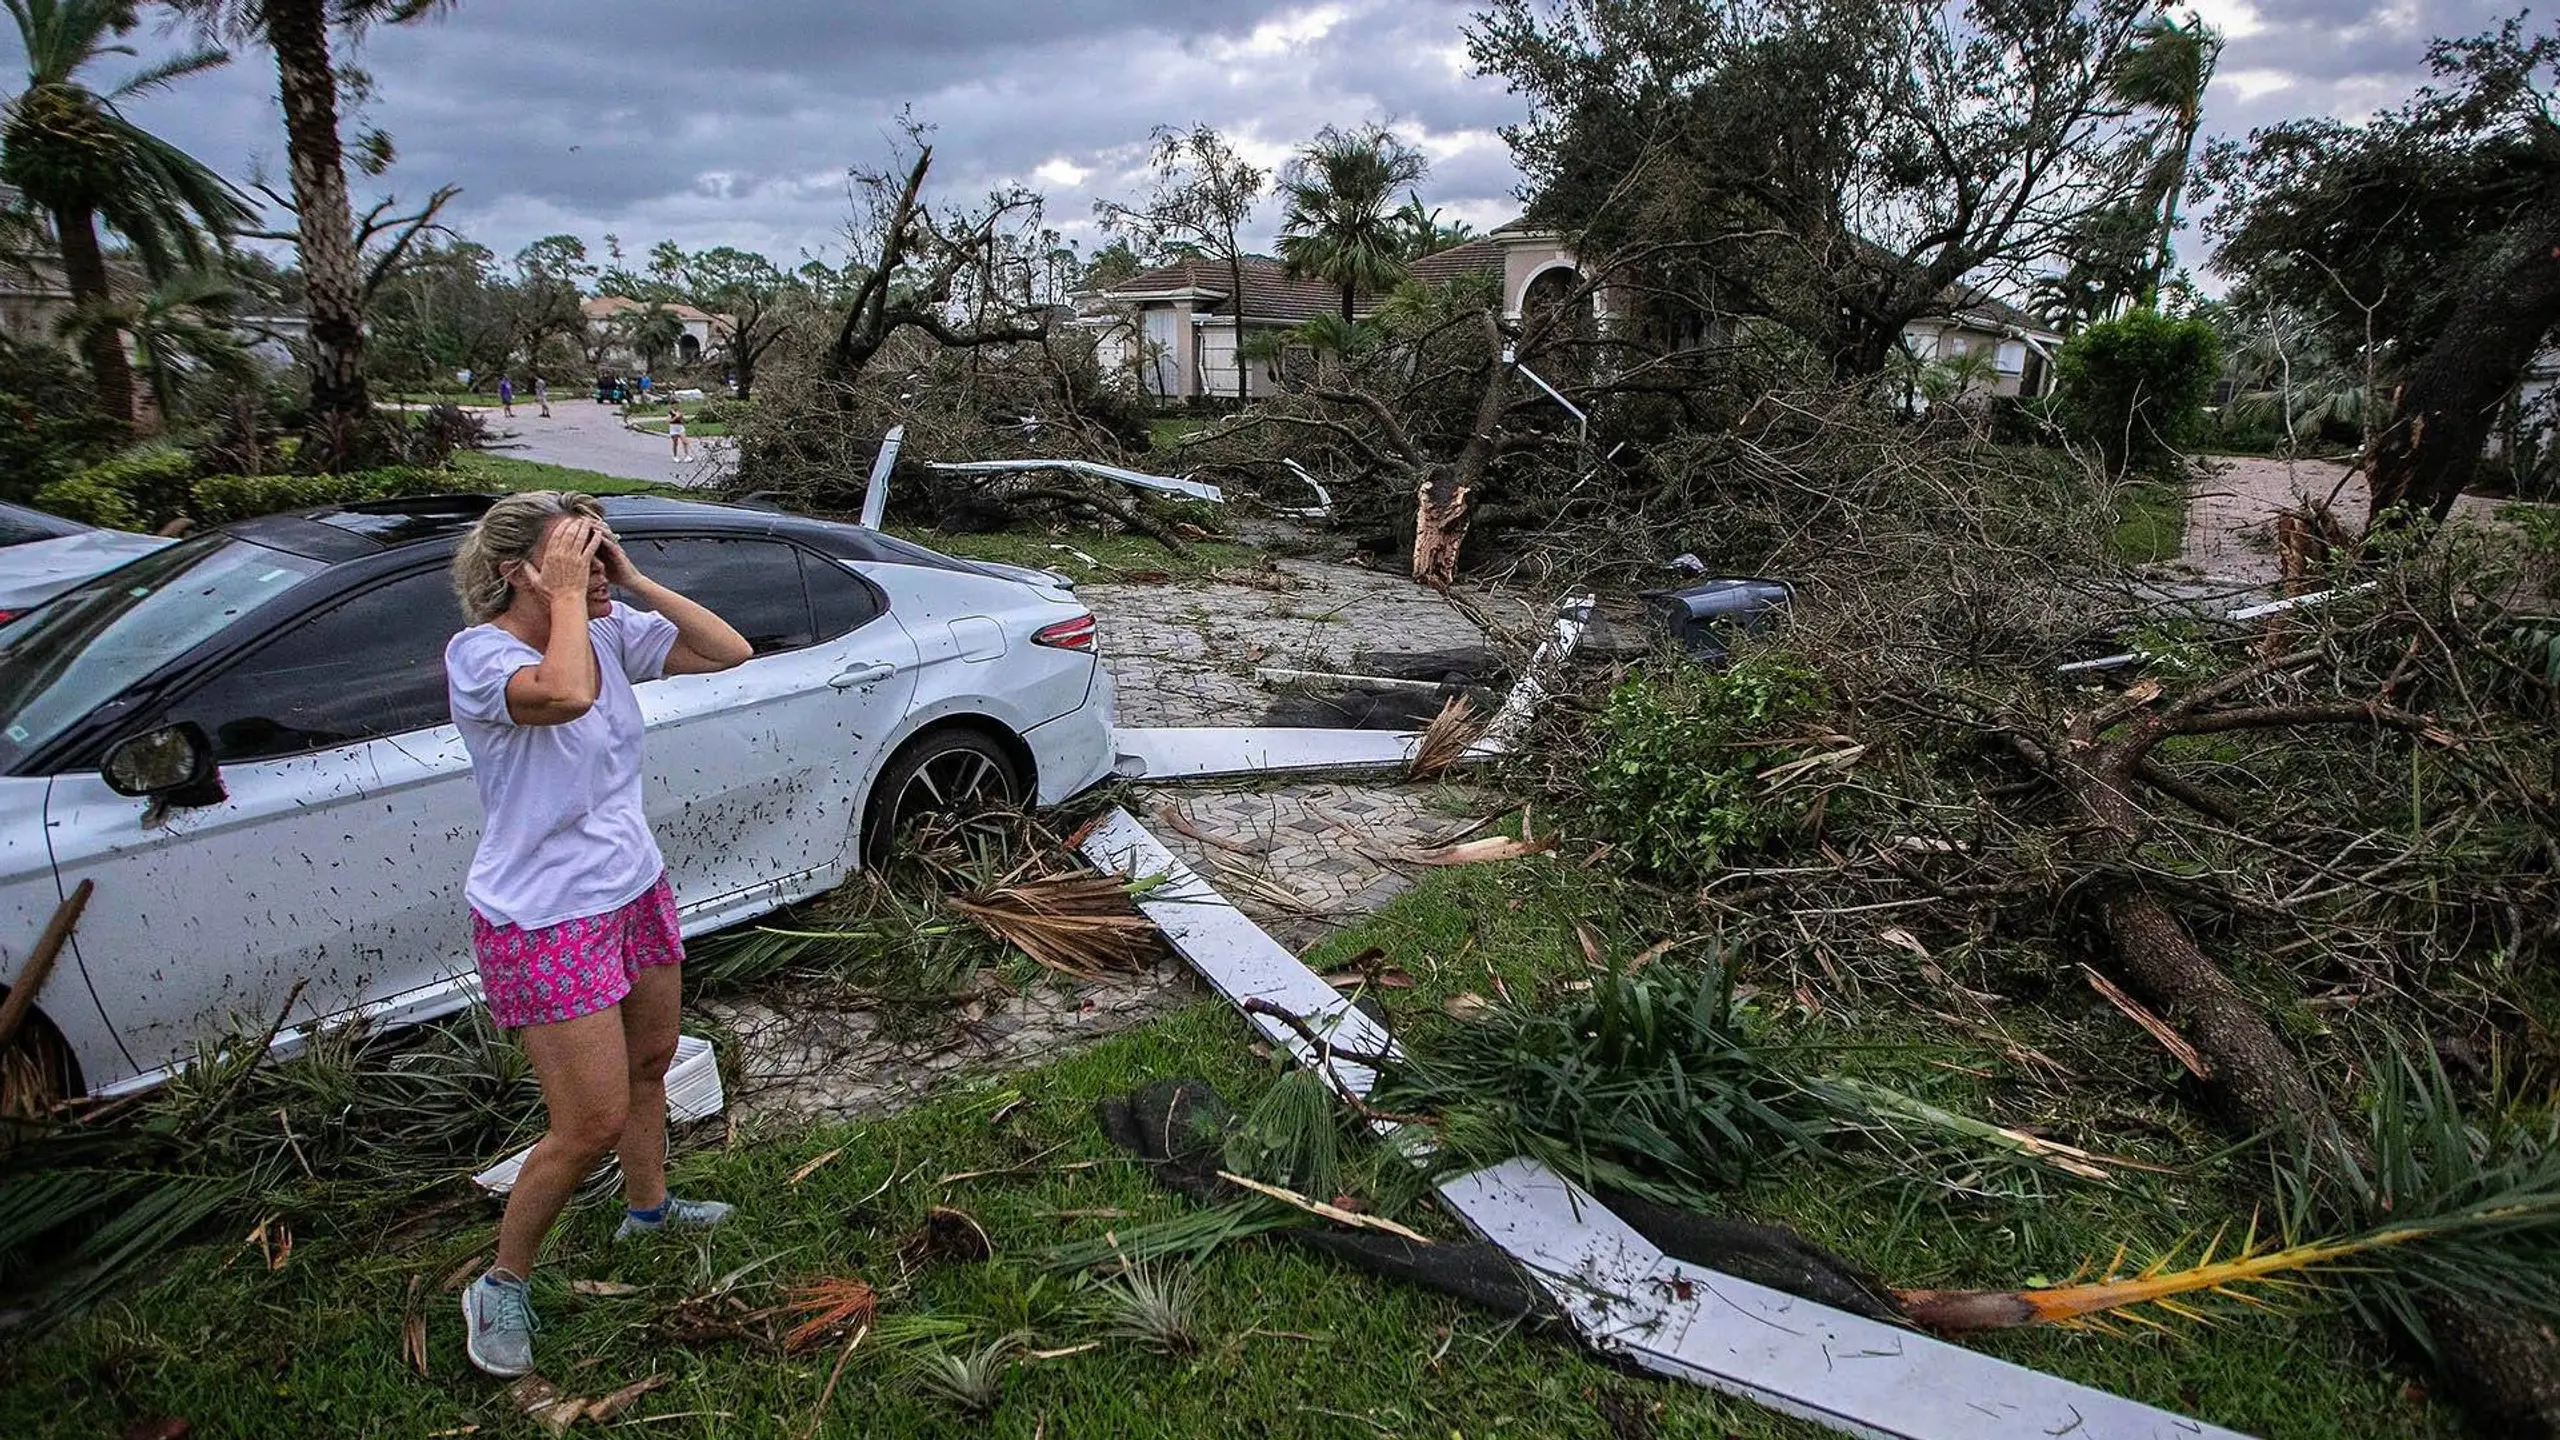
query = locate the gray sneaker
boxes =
[462,1269,537,1377]
[616,1194,734,1241]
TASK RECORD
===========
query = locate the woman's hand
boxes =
[512,516,601,602]
[598,529,644,589]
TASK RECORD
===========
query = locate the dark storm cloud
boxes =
[13,0,2534,272]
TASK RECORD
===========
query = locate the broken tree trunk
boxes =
[2057,672,2560,1434]
[2364,195,2560,529]
[1411,314,1518,589]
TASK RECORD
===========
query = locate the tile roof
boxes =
[581,294,730,329]
[1104,240,1512,324]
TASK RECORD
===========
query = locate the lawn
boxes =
[445,453,681,497]
[890,526,1264,582]
[0,847,2460,1440]
[2112,477,2191,564]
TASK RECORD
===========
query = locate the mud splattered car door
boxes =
[614,535,916,923]
[43,566,474,1090]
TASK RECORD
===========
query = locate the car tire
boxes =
[861,728,1025,869]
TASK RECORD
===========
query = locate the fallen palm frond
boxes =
[1900,1046,2560,1339]
[1408,695,1483,780]
[1817,1076,2174,1183]
[1044,1201,1299,1274]
[948,866,1162,977]
[781,1275,880,1354]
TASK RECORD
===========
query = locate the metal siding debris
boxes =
[858,425,905,530]
[928,458,1225,505]
[1078,808,2254,1440]
[1110,726,1425,782]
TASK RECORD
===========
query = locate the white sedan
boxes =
[0,493,1116,1098]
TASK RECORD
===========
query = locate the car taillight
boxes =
[0,610,18,627]
[1032,614,1096,651]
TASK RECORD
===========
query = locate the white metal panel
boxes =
[1110,726,1423,781]
[1078,806,2255,1440]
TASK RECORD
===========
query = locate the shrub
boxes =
[2052,308,2221,476]
[0,334,120,502]
[189,467,452,525]
[1582,650,1837,881]
[56,447,200,529]
[30,473,140,530]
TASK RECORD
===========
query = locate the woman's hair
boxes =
[450,490,604,624]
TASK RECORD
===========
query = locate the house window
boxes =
[1996,341,2027,374]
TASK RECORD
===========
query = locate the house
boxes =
[581,295,731,372]
[1900,286,2060,400]
[1081,218,2058,402]
[1081,219,1611,401]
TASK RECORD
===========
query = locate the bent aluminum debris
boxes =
[1111,726,1425,781]
[1278,459,1336,519]
[858,425,906,530]
[929,458,1224,505]
[1078,809,2252,1440]
[1473,593,1596,755]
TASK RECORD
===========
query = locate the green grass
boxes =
[889,526,1264,582]
[0,821,2465,1439]
[1149,418,1206,453]
[445,453,680,497]
[2113,479,2191,565]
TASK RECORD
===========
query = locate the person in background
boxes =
[498,374,515,417]
[666,405,689,461]
[444,492,753,1378]
[534,375,552,419]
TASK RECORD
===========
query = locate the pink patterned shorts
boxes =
[471,874,684,1030]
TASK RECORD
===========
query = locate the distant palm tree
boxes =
[629,304,685,375]
[167,0,455,454]
[1277,125,1429,322]
[62,268,256,424]
[0,0,250,424]
[2107,14,2222,304]
[1393,194,1474,260]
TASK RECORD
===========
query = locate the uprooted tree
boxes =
[2208,13,2560,529]
[825,131,1053,398]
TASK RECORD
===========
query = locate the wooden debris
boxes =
[787,1148,844,1187]
[1216,1171,1434,1243]
[782,1276,879,1355]
[2080,964,2213,1079]
[0,879,92,1054]
[1155,803,1264,856]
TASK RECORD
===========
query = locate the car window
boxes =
[0,509,78,546]
[0,537,326,771]
[805,554,882,641]
[621,537,814,655]
[163,568,464,763]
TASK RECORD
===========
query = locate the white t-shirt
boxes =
[445,601,681,930]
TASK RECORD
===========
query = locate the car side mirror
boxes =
[103,723,218,800]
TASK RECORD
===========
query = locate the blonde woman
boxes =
[443,492,753,1377]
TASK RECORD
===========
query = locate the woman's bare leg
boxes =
[496,1007,630,1277]
[616,964,683,1211]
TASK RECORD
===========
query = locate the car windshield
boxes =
[0,537,326,770]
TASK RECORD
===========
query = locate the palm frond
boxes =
[1407,695,1481,780]
[948,868,1161,977]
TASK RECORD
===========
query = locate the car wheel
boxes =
[862,729,1025,868]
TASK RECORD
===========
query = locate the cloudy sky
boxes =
[24,0,2538,275]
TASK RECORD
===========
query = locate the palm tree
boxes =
[0,0,250,425]
[61,268,256,424]
[167,0,453,459]
[629,303,684,375]
[2106,15,2222,305]
[1276,125,1429,322]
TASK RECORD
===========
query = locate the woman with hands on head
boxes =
[441,491,754,1378]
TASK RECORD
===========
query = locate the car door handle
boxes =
[829,662,896,691]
